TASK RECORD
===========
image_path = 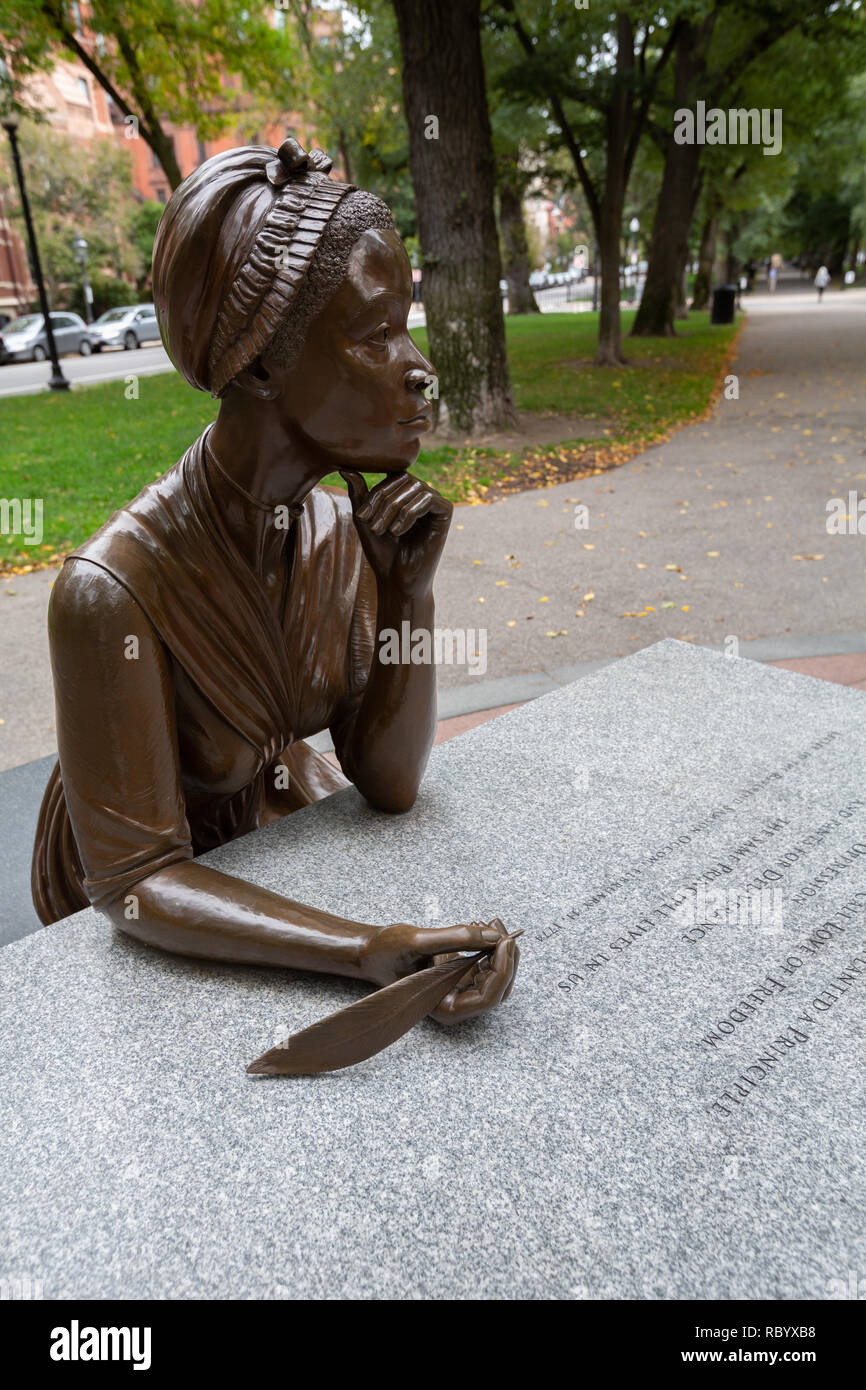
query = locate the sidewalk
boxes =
[433,280,866,690]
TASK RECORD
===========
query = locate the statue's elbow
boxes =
[364,781,420,815]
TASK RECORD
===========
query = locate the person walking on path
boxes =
[815,264,831,301]
[768,252,782,293]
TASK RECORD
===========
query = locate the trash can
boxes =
[711,284,737,324]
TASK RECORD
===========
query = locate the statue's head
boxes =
[152,137,434,469]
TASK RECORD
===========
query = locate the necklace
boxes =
[204,434,300,627]
[204,436,304,523]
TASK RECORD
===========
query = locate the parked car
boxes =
[89,303,160,352]
[0,311,94,363]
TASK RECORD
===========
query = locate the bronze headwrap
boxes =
[152,136,356,396]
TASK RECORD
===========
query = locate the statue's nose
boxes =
[404,366,430,391]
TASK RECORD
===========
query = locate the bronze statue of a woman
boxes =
[31,137,519,1035]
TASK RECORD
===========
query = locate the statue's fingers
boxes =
[339,469,369,508]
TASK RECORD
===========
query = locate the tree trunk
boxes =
[146,124,182,191]
[594,13,634,366]
[847,237,861,284]
[630,19,712,338]
[725,225,739,285]
[596,181,626,365]
[691,216,718,310]
[337,128,354,187]
[392,0,515,433]
[46,5,184,189]
[631,141,699,337]
[498,162,539,314]
[675,254,689,319]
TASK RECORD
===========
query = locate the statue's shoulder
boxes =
[58,456,191,624]
[69,457,186,568]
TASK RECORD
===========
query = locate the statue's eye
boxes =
[367,325,389,349]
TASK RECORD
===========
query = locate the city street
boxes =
[0,342,173,396]
[0,304,431,395]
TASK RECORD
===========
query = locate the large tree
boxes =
[629,8,715,336]
[494,2,682,365]
[392,0,515,432]
[631,0,866,336]
[0,0,295,189]
[497,152,540,314]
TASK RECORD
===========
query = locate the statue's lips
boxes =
[397,410,432,431]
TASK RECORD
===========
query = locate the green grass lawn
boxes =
[0,309,738,571]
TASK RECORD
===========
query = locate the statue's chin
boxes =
[329,436,422,473]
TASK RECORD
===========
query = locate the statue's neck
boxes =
[206,402,328,578]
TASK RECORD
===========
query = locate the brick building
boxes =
[0,195,34,321]
[1,4,330,312]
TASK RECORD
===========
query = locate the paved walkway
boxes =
[434,277,866,688]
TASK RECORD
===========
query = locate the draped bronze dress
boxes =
[32,426,377,925]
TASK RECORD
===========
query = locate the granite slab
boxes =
[1,640,864,1299]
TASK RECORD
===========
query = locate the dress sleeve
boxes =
[50,558,194,909]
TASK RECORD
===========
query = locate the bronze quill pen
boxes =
[247,931,524,1076]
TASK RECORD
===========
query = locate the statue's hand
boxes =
[360,919,519,1026]
[340,469,452,596]
[427,919,520,1026]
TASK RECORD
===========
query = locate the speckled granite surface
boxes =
[2,641,864,1299]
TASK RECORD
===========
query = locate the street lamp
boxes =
[0,64,69,390]
[73,234,93,323]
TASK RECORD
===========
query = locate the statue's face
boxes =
[277,228,434,471]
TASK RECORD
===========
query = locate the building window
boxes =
[156,189,167,204]
[77,77,90,106]
[70,3,83,35]
[197,139,207,164]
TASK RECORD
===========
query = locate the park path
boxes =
[2,277,865,772]
[434,276,866,690]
